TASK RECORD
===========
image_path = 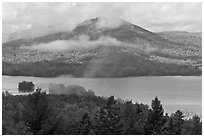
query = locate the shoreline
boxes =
[2,75,202,115]
[2,75,202,79]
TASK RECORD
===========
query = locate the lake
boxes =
[2,75,202,115]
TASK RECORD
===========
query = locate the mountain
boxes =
[3,17,173,48]
[2,17,202,77]
[72,17,170,44]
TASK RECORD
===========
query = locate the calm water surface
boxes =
[2,76,202,115]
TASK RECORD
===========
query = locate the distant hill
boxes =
[156,31,202,47]
[2,17,202,77]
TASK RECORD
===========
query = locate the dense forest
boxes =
[2,52,201,77]
[2,88,202,135]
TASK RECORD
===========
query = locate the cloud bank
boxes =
[3,2,202,42]
[21,34,158,55]
[22,36,123,51]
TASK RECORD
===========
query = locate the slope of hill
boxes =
[156,31,202,47]
[2,17,202,77]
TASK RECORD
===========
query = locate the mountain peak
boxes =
[77,16,128,29]
[96,16,128,28]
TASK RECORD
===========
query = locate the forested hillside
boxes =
[2,51,201,78]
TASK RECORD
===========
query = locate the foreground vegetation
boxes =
[2,88,202,135]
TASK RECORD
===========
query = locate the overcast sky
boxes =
[2,2,202,41]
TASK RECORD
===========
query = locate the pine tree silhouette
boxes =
[191,115,202,135]
[94,96,123,135]
[169,110,184,135]
[144,97,166,135]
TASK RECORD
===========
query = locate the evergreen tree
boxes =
[174,110,184,134]
[167,116,174,134]
[94,96,123,135]
[190,115,202,135]
[144,97,166,135]
[94,107,108,134]
[79,113,93,134]
[22,88,52,134]
[181,115,202,135]
[168,110,184,135]
[121,102,146,134]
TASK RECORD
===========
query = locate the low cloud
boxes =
[22,35,123,51]
[21,34,158,56]
[22,40,73,51]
